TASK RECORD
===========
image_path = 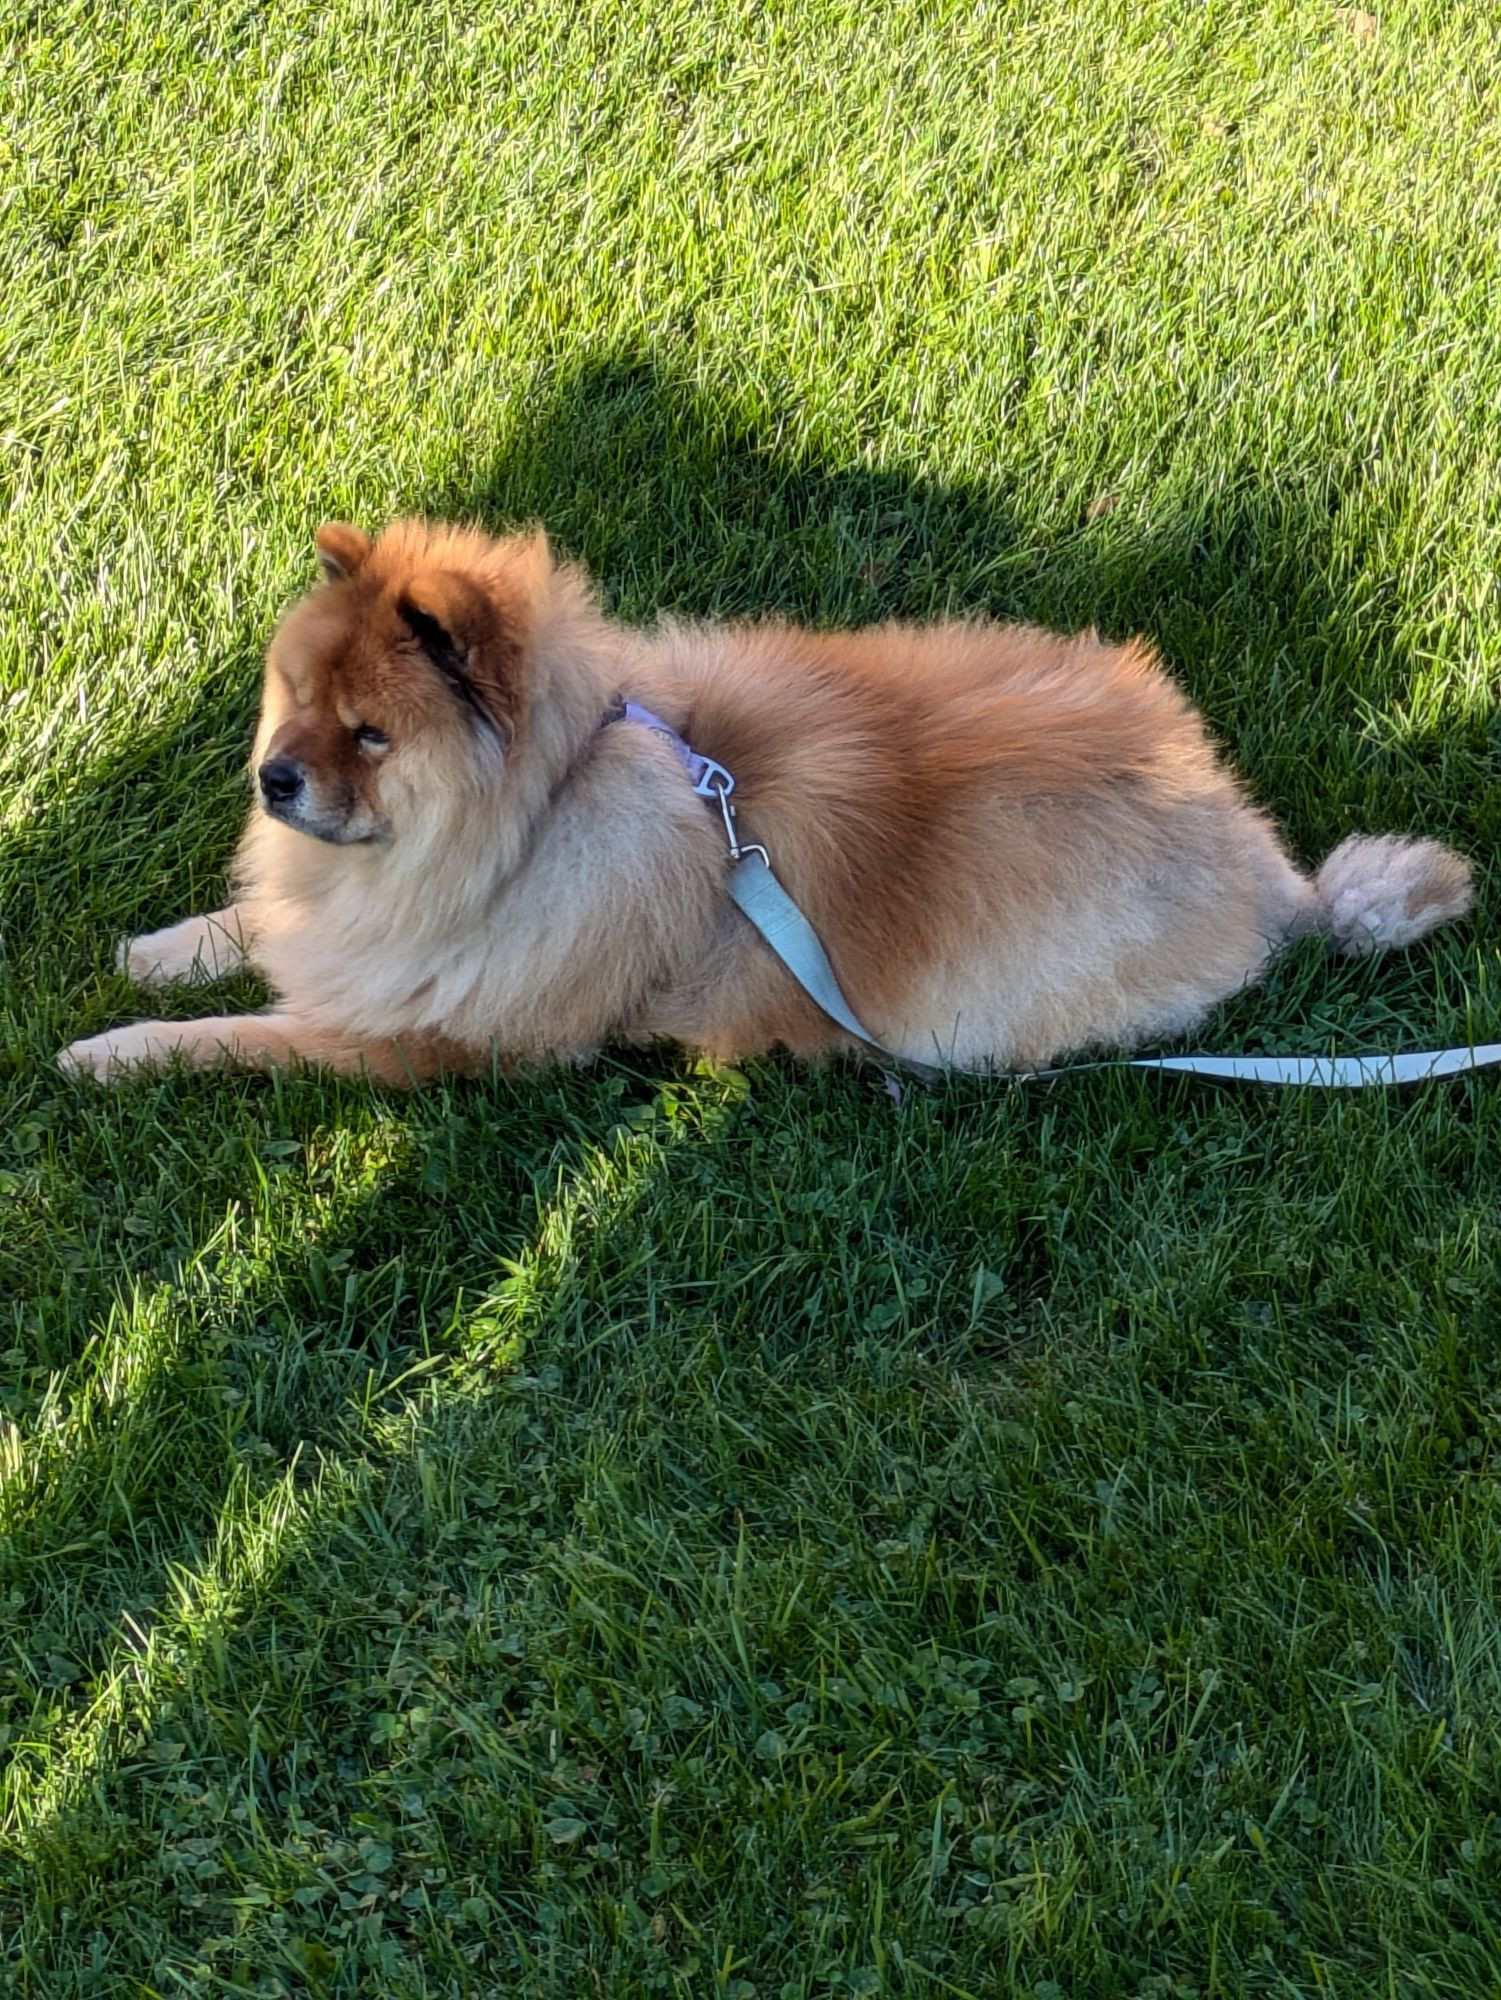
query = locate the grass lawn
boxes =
[5,0,1501,1992]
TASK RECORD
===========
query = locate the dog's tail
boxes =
[1311,833,1474,956]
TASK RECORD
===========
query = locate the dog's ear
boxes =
[315,523,373,583]
[396,570,519,745]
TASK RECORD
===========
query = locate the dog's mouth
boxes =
[259,789,387,845]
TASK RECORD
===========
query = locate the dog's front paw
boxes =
[117,930,202,987]
[58,1022,177,1081]
[117,935,163,984]
[116,913,248,987]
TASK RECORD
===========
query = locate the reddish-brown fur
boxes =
[662,623,1221,1030]
[59,519,1473,1084]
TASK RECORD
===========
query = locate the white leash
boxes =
[1027,1046,1501,1089]
[613,700,1491,1091]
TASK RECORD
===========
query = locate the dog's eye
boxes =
[353,724,389,750]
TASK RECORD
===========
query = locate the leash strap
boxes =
[726,848,907,1057]
[1112,1047,1501,1088]
[608,698,901,1058]
[727,864,1501,1088]
[607,699,1493,1091]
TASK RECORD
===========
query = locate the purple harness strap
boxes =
[612,699,736,799]
[605,696,757,856]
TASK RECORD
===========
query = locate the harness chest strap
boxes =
[605,700,1500,1090]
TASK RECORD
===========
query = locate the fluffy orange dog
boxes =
[61,519,1473,1084]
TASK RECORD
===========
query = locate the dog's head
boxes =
[253,520,552,845]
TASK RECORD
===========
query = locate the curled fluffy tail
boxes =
[1314,833,1474,956]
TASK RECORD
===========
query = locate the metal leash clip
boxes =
[693,759,768,866]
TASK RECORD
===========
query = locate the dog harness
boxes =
[605,699,1501,1090]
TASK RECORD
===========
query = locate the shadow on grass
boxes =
[4,347,1496,1989]
[3,1062,1000,1987]
[10,1051,1501,1995]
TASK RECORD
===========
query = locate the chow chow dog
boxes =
[60,519,1473,1084]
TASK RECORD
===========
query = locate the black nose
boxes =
[258,758,304,806]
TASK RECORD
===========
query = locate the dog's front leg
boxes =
[120,906,254,987]
[58,1011,441,1087]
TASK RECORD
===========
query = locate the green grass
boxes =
[4,0,1501,1992]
